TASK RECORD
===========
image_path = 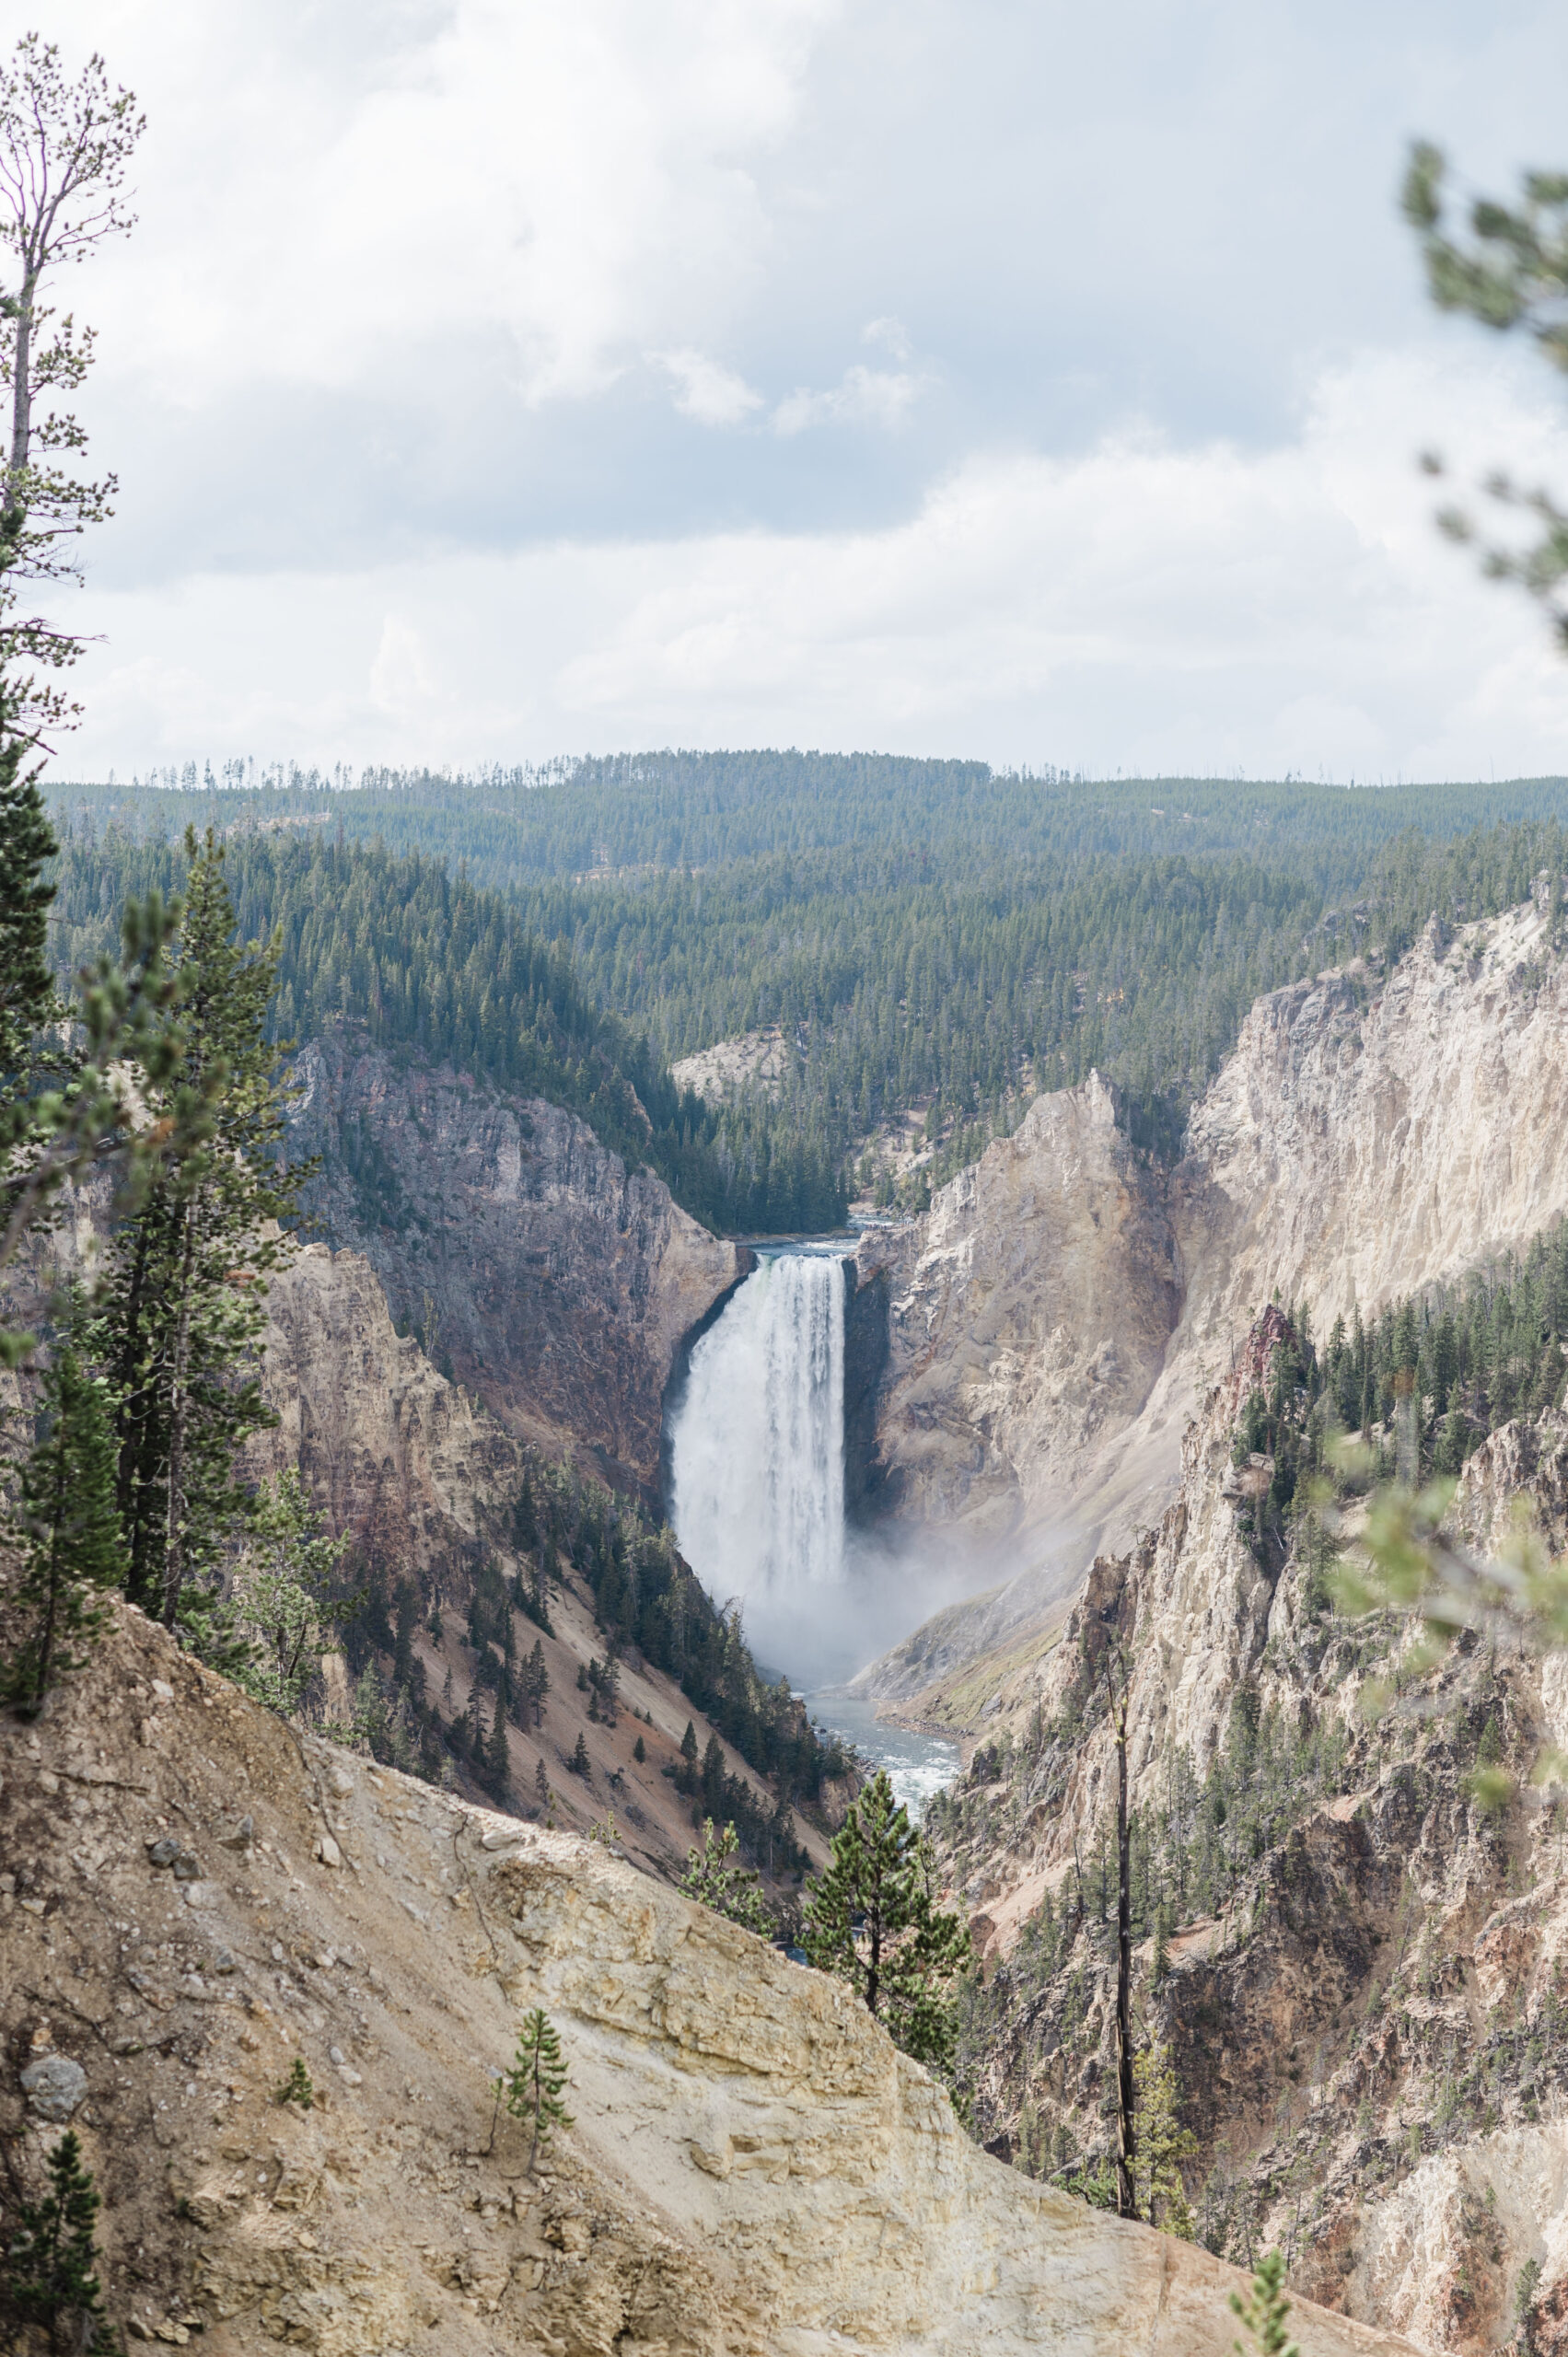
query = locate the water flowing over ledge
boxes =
[668,1246,850,1680]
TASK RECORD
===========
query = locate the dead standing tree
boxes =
[0,33,142,746]
[1080,1605,1138,2221]
[1104,1640,1137,2221]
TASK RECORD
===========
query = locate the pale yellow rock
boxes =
[0,1608,1423,2357]
[862,896,1568,1692]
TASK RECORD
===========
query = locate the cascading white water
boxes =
[669,1241,967,1799]
[668,1250,848,1666]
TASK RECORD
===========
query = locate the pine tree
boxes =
[505,2009,573,2171]
[802,1770,972,2071]
[93,829,309,1626]
[1133,2040,1198,2236]
[1,2128,111,2351]
[534,1756,551,1809]
[221,1469,352,1715]
[633,1734,646,1762]
[1230,2249,1299,2357]
[679,1819,772,1935]
[486,1684,511,1792]
[700,1732,727,1818]
[569,1730,591,1778]
[526,1634,548,1726]
[1,1341,127,1712]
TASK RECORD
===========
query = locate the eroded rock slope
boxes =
[932,1322,1568,2356]
[0,1609,1421,2357]
[859,893,1568,1692]
[289,1027,743,1495]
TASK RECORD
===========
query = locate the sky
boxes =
[25,0,1568,778]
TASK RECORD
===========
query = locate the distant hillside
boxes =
[43,829,844,1236]
[45,757,1568,1210]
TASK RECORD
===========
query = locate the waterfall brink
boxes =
[669,1251,847,1666]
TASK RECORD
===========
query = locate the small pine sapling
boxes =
[273,2058,315,2109]
[1132,2039,1197,2237]
[1231,2249,1300,2357]
[505,2008,573,2171]
[679,1819,773,1936]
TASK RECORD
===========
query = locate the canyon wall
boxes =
[0,1608,1422,2357]
[934,1329,1568,2356]
[858,893,1568,1692]
[251,1240,527,1572]
[288,1027,742,1496]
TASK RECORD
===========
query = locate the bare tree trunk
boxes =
[1111,1668,1137,2221]
[5,268,34,516]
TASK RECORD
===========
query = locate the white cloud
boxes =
[657,349,765,426]
[772,363,920,435]
[369,617,437,721]
[67,0,839,407]
[54,350,1568,782]
[862,316,912,362]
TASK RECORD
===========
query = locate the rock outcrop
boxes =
[289,1027,743,1496]
[859,895,1568,1695]
[0,1609,1423,2357]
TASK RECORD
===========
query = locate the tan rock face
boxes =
[251,1241,527,1569]
[858,1073,1179,1542]
[861,898,1568,1689]
[671,1026,792,1101]
[289,1027,742,1495]
[0,1610,1421,2357]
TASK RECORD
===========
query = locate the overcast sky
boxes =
[34,0,1568,778]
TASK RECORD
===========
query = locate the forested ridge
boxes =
[46,757,1568,1223]
[44,830,846,1235]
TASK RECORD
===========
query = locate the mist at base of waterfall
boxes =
[668,1248,1002,1689]
[737,1522,1006,1690]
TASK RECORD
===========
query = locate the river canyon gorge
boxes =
[7,863,1568,2355]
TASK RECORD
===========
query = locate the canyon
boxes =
[10,869,1568,2356]
[854,891,1568,1704]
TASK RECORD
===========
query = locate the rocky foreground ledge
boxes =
[0,1608,1424,2356]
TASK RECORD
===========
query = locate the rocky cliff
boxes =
[853,1074,1179,1542]
[928,1320,1568,2356]
[288,1027,743,1497]
[252,1241,527,1573]
[858,892,1568,1697]
[0,1607,1422,2357]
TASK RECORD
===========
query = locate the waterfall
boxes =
[668,1250,848,1666]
